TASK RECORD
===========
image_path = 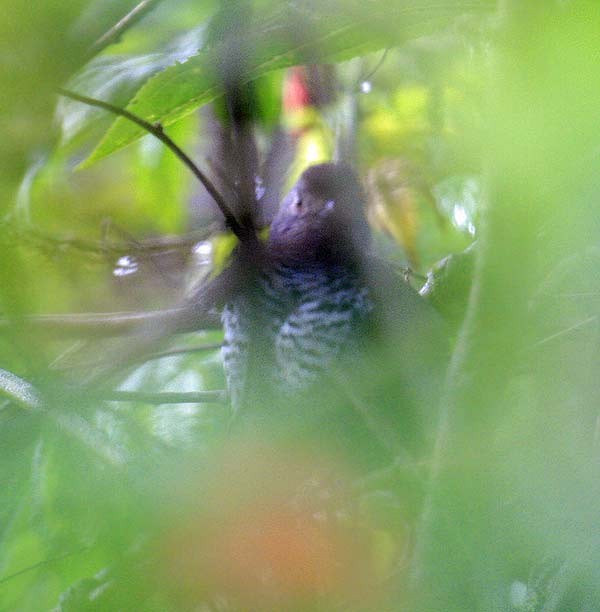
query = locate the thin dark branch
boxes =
[0,546,91,586]
[354,454,428,492]
[534,315,597,347]
[89,0,164,57]
[404,267,427,283]
[357,48,389,89]
[97,389,227,404]
[0,308,221,339]
[51,342,222,371]
[142,343,223,361]
[9,224,217,258]
[331,367,412,461]
[57,88,245,240]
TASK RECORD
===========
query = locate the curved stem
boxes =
[96,389,227,404]
[58,88,246,240]
[90,0,163,56]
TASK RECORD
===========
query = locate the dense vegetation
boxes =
[2,1,600,610]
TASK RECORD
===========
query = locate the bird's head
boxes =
[268,163,371,265]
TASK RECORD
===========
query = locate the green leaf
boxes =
[59,24,209,148]
[84,0,493,164]
[420,245,475,327]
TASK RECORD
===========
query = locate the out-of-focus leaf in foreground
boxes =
[84,0,493,164]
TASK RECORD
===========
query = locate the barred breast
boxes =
[221,261,373,411]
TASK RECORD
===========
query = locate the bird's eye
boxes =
[325,200,335,211]
[290,191,302,211]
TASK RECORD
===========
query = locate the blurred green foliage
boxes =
[2,1,600,610]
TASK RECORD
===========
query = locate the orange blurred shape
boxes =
[159,439,384,610]
[210,506,357,601]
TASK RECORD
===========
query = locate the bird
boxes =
[220,162,446,461]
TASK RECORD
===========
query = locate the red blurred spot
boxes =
[283,67,312,113]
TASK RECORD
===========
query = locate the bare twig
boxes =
[0,546,91,586]
[0,308,220,339]
[89,0,164,57]
[9,224,217,258]
[534,315,598,347]
[57,88,245,240]
[331,367,415,465]
[141,343,222,361]
[51,342,222,371]
[357,47,389,88]
[97,389,227,404]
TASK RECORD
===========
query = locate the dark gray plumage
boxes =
[222,260,373,406]
[221,163,446,456]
